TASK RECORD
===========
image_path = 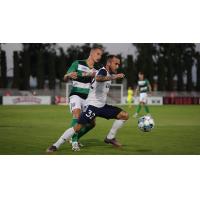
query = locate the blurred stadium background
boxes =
[1,43,200,155]
[0,43,200,105]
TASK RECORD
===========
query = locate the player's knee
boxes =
[72,109,81,118]
[118,111,129,120]
[74,124,82,132]
[123,112,129,120]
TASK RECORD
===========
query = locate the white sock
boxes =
[107,120,126,139]
[53,127,75,149]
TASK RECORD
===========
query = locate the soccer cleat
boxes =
[46,145,57,153]
[78,142,84,147]
[72,142,80,151]
[104,137,122,147]
[69,138,84,147]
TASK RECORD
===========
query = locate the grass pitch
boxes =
[0,105,200,155]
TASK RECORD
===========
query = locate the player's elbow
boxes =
[95,76,107,82]
[95,76,102,82]
[63,75,69,82]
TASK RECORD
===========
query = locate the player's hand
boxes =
[68,72,78,80]
[82,71,96,77]
[112,73,125,80]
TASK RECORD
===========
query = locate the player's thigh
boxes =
[97,104,123,120]
[78,105,97,125]
[69,95,84,118]
[80,97,87,111]
[139,93,148,104]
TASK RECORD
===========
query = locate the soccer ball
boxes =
[138,115,155,132]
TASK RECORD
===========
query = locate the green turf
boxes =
[0,105,200,155]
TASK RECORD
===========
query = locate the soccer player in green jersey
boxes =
[47,46,103,152]
[133,71,152,118]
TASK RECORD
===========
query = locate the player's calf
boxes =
[105,110,129,147]
[73,123,83,132]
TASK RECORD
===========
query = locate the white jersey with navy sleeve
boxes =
[85,67,111,108]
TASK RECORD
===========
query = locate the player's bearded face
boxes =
[92,49,103,63]
[110,58,120,74]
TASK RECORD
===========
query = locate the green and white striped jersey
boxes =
[67,60,96,99]
[138,79,150,93]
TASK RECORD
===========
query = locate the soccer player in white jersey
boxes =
[47,55,129,152]
[47,46,103,152]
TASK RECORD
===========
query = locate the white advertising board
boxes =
[123,96,163,105]
[3,96,51,105]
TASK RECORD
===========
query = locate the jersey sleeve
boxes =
[97,68,107,76]
[66,61,78,74]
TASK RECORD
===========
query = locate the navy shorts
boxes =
[78,104,122,124]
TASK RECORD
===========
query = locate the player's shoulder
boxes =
[71,60,87,66]
[97,67,108,76]
[72,60,84,65]
[77,60,87,65]
[70,60,79,67]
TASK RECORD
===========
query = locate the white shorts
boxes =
[69,95,86,113]
[139,93,148,103]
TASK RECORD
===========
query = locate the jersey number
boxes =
[85,110,96,119]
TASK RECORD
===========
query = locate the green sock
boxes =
[77,123,95,140]
[136,104,142,114]
[144,105,150,113]
[70,118,78,127]
[72,123,95,142]
[72,133,79,142]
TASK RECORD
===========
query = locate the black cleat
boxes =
[46,145,57,153]
[104,137,122,147]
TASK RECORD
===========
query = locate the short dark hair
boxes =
[138,71,144,75]
[106,55,120,63]
[91,44,103,51]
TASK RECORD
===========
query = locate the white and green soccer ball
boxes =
[138,115,155,132]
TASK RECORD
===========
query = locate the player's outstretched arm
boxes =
[63,72,78,82]
[82,71,96,78]
[95,75,112,82]
[64,61,79,82]
[96,73,125,82]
